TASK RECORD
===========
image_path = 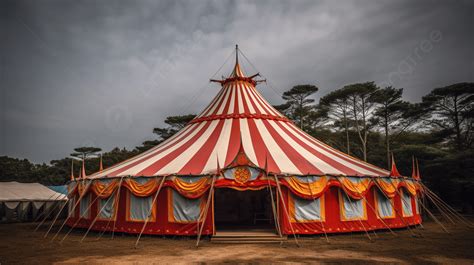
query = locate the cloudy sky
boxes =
[1,0,473,163]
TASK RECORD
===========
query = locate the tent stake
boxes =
[273,175,300,247]
[135,176,167,248]
[196,175,216,247]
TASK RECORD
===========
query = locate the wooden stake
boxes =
[266,178,282,238]
[196,175,216,247]
[273,175,300,247]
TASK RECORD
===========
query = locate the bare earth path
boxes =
[0,220,473,264]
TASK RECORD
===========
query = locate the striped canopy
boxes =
[90,60,389,179]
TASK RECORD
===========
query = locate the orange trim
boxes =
[339,190,367,221]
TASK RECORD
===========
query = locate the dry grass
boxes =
[0,220,473,264]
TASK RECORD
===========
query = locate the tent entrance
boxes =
[213,187,276,232]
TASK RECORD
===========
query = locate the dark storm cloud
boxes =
[1,0,473,163]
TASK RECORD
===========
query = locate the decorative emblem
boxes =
[234,167,251,184]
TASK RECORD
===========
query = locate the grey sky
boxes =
[1,0,473,163]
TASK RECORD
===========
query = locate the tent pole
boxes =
[111,176,128,239]
[45,180,90,239]
[61,178,112,243]
[423,188,459,223]
[421,183,473,227]
[336,177,372,241]
[273,175,300,247]
[33,193,60,223]
[51,181,93,241]
[43,199,69,238]
[390,179,428,232]
[95,176,125,241]
[416,194,450,233]
[422,190,456,225]
[266,178,282,238]
[135,176,167,248]
[80,178,122,243]
[357,179,397,237]
[304,176,329,243]
[387,178,446,233]
[34,193,65,231]
[196,175,216,247]
[373,177,420,237]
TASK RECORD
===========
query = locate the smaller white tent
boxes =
[0,181,67,222]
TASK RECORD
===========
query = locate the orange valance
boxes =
[338,177,372,199]
[123,178,160,197]
[285,176,328,198]
[400,180,418,196]
[375,178,399,198]
[172,177,209,199]
[90,179,120,198]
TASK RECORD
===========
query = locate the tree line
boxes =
[0,82,472,211]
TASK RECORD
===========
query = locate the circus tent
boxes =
[64,46,422,243]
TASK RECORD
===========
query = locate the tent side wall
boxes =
[67,187,214,236]
[278,185,422,235]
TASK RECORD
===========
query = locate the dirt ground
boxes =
[0,220,473,264]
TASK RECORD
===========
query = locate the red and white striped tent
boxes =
[89,59,389,179]
[67,48,421,239]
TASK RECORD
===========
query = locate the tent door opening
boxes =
[213,188,277,232]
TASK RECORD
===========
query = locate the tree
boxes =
[71,147,102,160]
[371,87,410,168]
[343,82,379,161]
[422,82,474,150]
[320,89,353,154]
[153,114,196,141]
[281,84,319,130]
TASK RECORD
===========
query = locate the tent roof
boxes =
[0,182,67,202]
[89,54,390,179]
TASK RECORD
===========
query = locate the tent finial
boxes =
[235,44,239,64]
[389,153,402,178]
[81,158,87,179]
[99,154,104,171]
[70,159,75,181]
